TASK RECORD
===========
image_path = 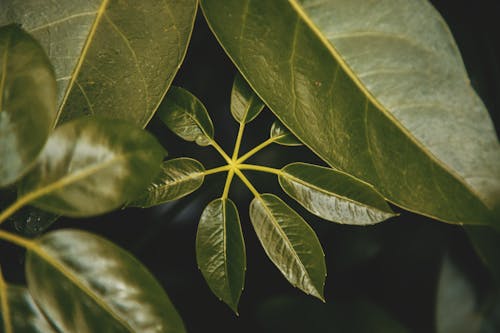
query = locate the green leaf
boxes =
[0,0,197,126]
[11,206,59,237]
[279,162,395,225]
[270,121,302,146]
[201,0,500,226]
[159,86,214,146]
[18,117,165,217]
[231,73,264,123]
[436,255,482,333]
[0,284,57,333]
[249,193,326,300]
[0,24,56,187]
[465,226,500,284]
[196,198,246,313]
[130,157,205,208]
[25,229,186,333]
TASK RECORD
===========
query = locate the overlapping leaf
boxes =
[18,117,165,217]
[196,198,246,313]
[201,0,500,226]
[131,157,205,208]
[0,0,198,126]
[0,24,56,187]
[230,73,264,124]
[249,193,326,300]
[0,284,57,333]
[279,162,395,225]
[159,86,214,146]
[26,229,186,333]
[270,121,302,146]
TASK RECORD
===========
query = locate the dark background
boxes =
[2,1,500,332]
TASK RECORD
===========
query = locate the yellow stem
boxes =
[0,230,34,249]
[232,122,245,160]
[0,193,36,226]
[234,169,261,199]
[0,265,12,333]
[236,137,276,164]
[209,140,232,164]
[238,164,282,176]
[203,165,231,176]
[222,170,235,200]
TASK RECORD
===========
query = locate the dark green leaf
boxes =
[249,193,325,300]
[465,226,500,284]
[18,117,165,217]
[0,284,57,333]
[231,73,264,123]
[25,229,186,333]
[201,0,500,226]
[270,121,302,146]
[131,157,205,208]
[0,1,198,126]
[279,162,395,225]
[196,198,246,313]
[0,24,56,187]
[11,206,58,237]
[159,86,214,146]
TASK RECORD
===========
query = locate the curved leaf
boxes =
[131,157,205,208]
[201,0,500,225]
[0,0,197,126]
[231,73,264,123]
[196,198,246,313]
[18,117,165,217]
[0,284,57,333]
[279,162,395,225]
[159,86,214,146]
[11,206,59,237]
[26,229,186,333]
[249,193,326,300]
[270,121,302,146]
[0,24,56,187]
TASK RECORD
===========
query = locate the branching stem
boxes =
[236,137,276,164]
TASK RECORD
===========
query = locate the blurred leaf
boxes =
[0,24,56,187]
[130,157,205,208]
[230,73,264,124]
[26,229,186,333]
[0,284,57,333]
[436,255,482,333]
[279,162,395,225]
[196,198,246,313]
[159,86,214,146]
[18,117,165,217]
[0,0,198,126]
[465,226,500,283]
[249,193,326,300]
[201,0,500,226]
[270,121,302,146]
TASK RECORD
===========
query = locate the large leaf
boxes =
[18,117,165,217]
[201,0,500,226]
[0,0,197,126]
[0,284,57,333]
[159,86,214,146]
[231,73,264,123]
[279,162,395,225]
[26,229,186,333]
[0,24,56,187]
[131,157,205,208]
[270,121,302,146]
[249,193,326,300]
[196,198,246,313]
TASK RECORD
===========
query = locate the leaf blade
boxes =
[270,121,302,146]
[0,24,56,187]
[280,162,395,225]
[231,73,264,124]
[18,117,165,217]
[26,229,186,333]
[196,198,246,313]
[249,193,326,300]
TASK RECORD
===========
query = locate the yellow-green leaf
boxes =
[231,73,264,124]
[270,120,302,146]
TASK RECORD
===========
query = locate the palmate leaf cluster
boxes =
[0,0,499,332]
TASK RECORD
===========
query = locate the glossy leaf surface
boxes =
[279,162,395,225]
[0,0,197,126]
[159,86,214,146]
[0,24,56,187]
[270,121,302,146]
[230,73,264,123]
[249,193,325,300]
[19,117,165,217]
[0,285,57,333]
[26,229,186,333]
[131,157,205,208]
[196,198,246,313]
[201,0,500,226]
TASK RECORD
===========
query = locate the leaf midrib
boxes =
[0,28,11,114]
